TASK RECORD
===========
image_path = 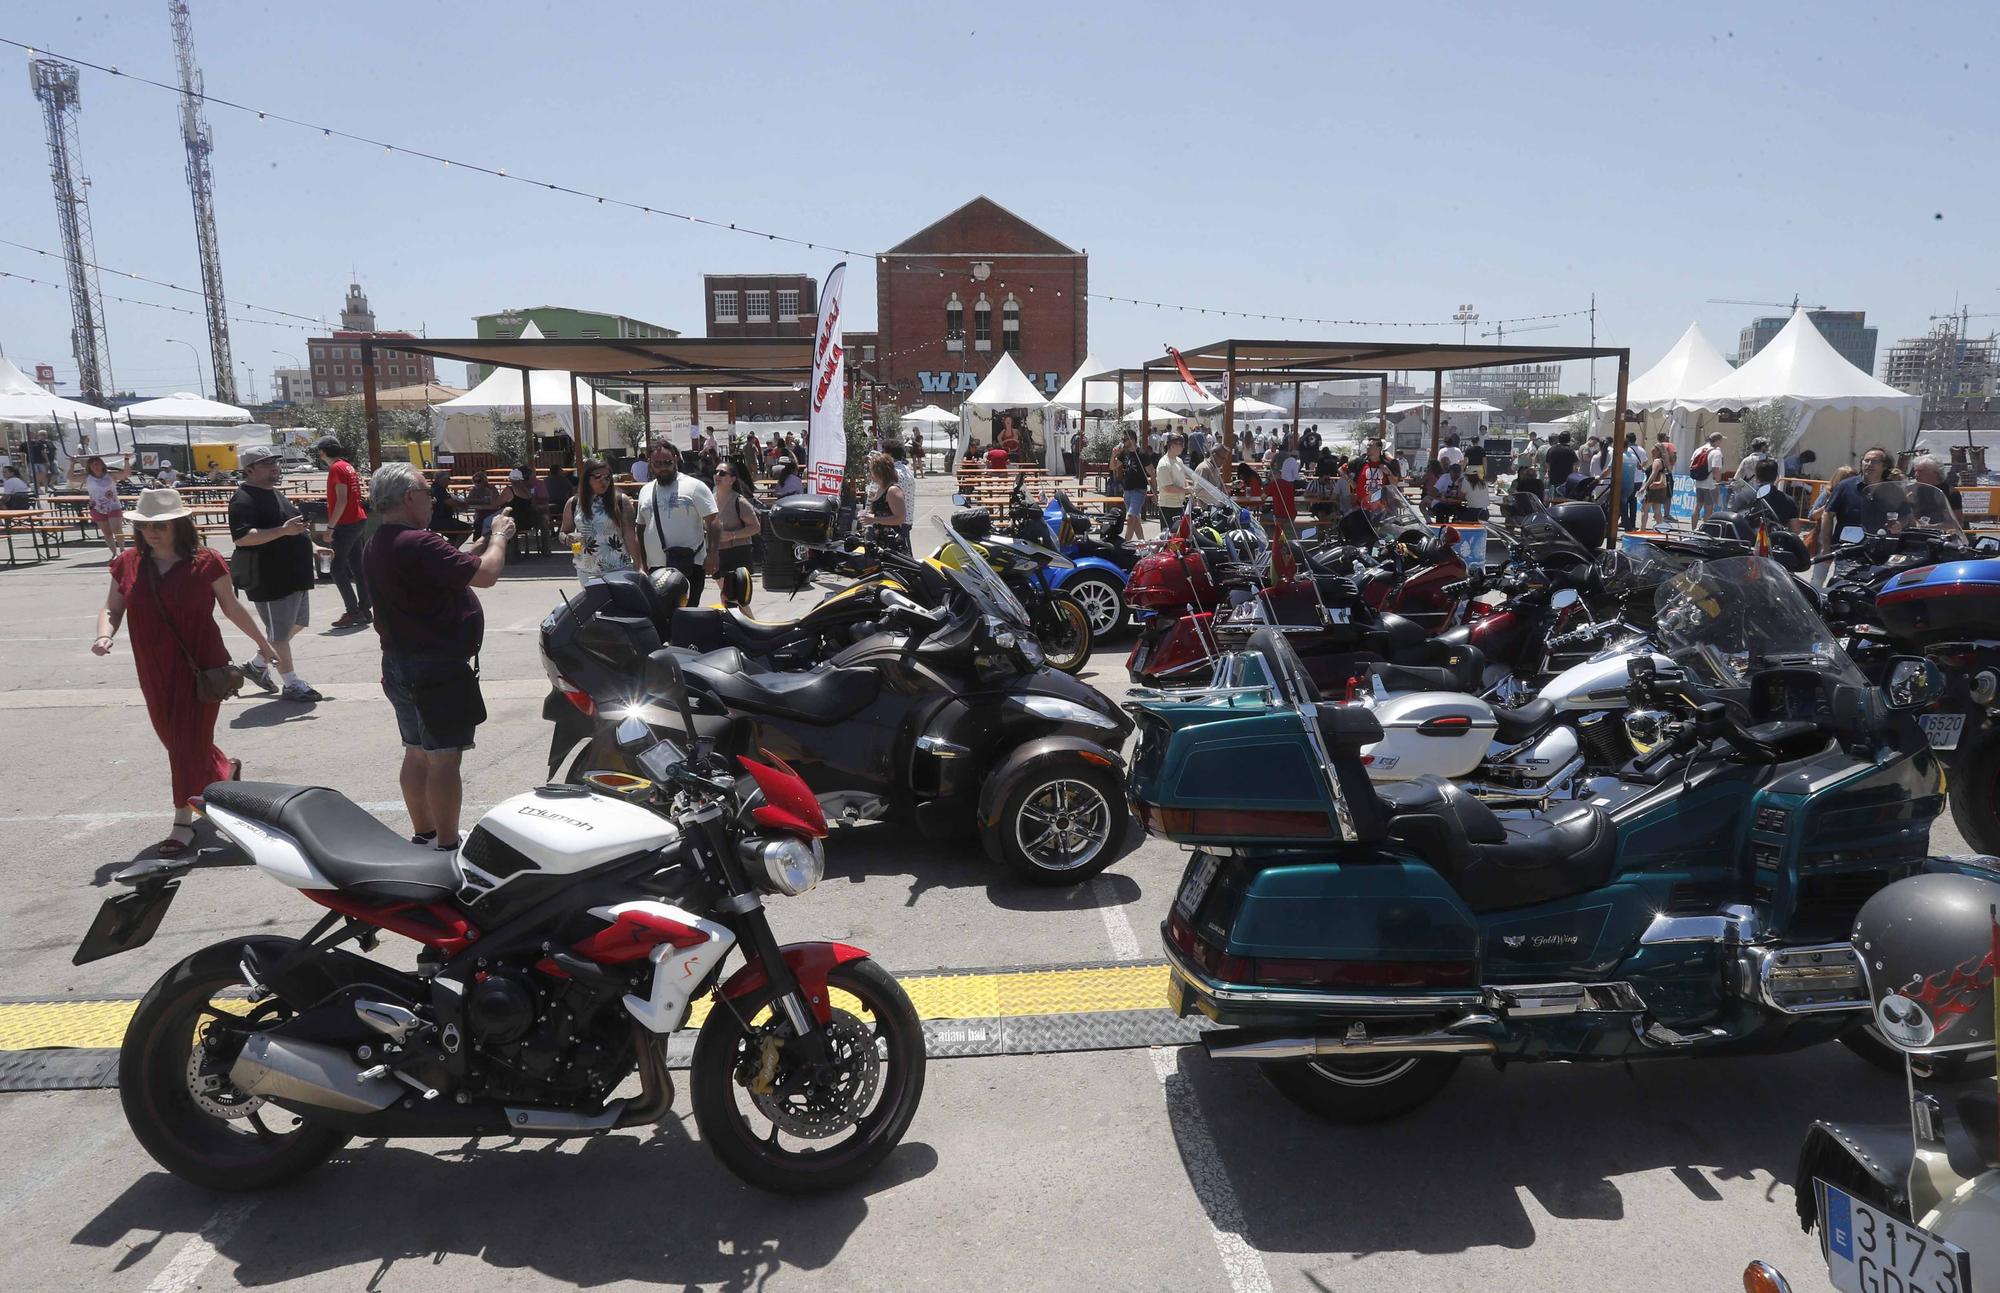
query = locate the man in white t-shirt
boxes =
[155,462,180,488]
[1436,434,1465,471]
[634,441,719,603]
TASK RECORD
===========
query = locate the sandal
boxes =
[155,825,198,858]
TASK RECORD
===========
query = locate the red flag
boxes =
[1173,509,1193,544]
[1164,347,1214,402]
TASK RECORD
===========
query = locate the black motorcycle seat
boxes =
[1491,698,1558,745]
[670,606,806,656]
[203,782,458,900]
[1370,612,1429,652]
[1377,776,1616,913]
[681,649,881,723]
[1368,661,1469,694]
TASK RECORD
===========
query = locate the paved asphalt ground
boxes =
[0,484,1963,1292]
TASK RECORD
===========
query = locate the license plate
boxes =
[1921,713,1965,750]
[1818,1180,1971,1293]
[1132,636,1154,675]
[72,881,179,966]
[1174,853,1221,921]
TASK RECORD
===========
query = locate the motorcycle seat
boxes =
[1491,698,1558,746]
[1377,776,1617,913]
[1367,661,1468,694]
[203,782,458,900]
[681,648,881,723]
[670,606,808,656]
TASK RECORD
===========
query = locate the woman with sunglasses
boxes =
[712,456,762,587]
[560,457,640,583]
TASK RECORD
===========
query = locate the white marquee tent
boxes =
[1590,321,1737,448]
[429,321,631,453]
[1672,309,1920,467]
[960,353,1053,467]
[1048,353,1119,412]
[120,392,253,425]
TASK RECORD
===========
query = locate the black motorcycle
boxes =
[542,502,1134,885]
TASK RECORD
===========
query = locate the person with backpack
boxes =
[1690,432,1727,523]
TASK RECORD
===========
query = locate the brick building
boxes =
[700,274,818,420]
[308,284,438,398]
[874,196,1086,408]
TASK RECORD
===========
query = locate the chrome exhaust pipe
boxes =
[1202,1030,1497,1062]
[229,1034,402,1114]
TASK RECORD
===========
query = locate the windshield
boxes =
[1365,477,1432,538]
[1652,555,1864,692]
[1183,468,1271,565]
[930,517,1030,628]
[1496,490,1590,555]
[1865,479,1966,543]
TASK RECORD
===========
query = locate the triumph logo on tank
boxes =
[516,805,595,830]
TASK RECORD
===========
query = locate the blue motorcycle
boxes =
[974,472,1138,639]
[1130,556,1992,1122]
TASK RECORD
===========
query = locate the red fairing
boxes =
[570,907,709,964]
[1131,612,1216,681]
[1126,547,1216,612]
[740,751,828,840]
[719,941,870,1023]
[303,891,478,956]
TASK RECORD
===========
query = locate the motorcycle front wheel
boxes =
[1034,592,1094,674]
[691,958,926,1194]
[1259,1055,1461,1123]
[994,760,1128,884]
[1947,735,2000,856]
[119,937,350,1191]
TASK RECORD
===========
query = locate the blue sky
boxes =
[3,0,1996,400]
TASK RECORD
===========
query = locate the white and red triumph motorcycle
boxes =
[76,651,925,1194]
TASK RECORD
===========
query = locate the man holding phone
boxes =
[229,444,331,703]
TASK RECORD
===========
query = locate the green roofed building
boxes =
[468,306,681,382]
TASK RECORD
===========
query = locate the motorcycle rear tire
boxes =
[1036,592,1094,675]
[993,759,1128,885]
[1259,1055,1461,1123]
[120,938,350,1191]
[691,958,926,1194]
[1947,736,2000,856]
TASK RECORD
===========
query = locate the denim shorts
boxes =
[1123,488,1148,517]
[381,654,484,753]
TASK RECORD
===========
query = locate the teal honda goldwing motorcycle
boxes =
[1130,556,1981,1122]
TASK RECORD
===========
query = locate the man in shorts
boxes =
[228,444,329,703]
[363,462,512,851]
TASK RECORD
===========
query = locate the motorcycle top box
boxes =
[1877,558,2000,646]
[768,495,839,547]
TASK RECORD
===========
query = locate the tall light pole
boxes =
[163,336,205,394]
[272,348,302,404]
[1453,303,1479,345]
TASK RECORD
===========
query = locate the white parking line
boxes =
[1092,874,1142,961]
[1150,1048,1274,1293]
[143,1198,255,1293]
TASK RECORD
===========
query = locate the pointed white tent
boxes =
[430,321,632,453]
[961,353,1052,466]
[1621,322,1736,408]
[901,404,961,426]
[1230,395,1291,418]
[0,351,109,424]
[1048,353,1119,411]
[1674,309,1920,466]
[120,392,252,424]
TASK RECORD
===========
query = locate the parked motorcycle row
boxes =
[70,470,2000,1287]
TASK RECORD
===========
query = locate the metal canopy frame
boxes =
[356,334,816,462]
[1136,336,1634,539]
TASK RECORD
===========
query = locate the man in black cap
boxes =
[231,444,331,702]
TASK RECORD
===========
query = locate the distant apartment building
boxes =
[468,306,680,382]
[308,285,437,397]
[270,366,315,404]
[1738,310,1877,375]
[1883,325,1997,401]
[703,274,817,338]
[1448,364,1564,403]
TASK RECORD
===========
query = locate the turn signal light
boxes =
[1742,1260,1792,1293]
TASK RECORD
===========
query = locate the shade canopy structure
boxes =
[961,353,1050,412]
[0,385,110,425]
[1048,352,1121,412]
[901,403,962,426]
[430,324,635,452]
[1672,309,1920,466]
[334,382,466,408]
[118,392,252,424]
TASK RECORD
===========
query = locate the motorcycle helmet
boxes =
[1224,527,1267,566]
[1852,872,2000,1056]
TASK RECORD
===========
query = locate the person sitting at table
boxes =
[1,465,32,508]
[505,467,545,537]
[154,461,180,489]
[466,470,503,538]
[428,469,469,537]
[770,457,806,499]
[1234,462,1267,509]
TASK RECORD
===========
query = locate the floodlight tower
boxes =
[170,0,235,403]
[30,58,114,404]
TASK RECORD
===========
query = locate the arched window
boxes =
[1001,293,1022,353]
[973,293,992,351]
[944,293,964,352]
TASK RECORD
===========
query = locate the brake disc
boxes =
[186,1033,265,1120]
[747,1009,881,1140]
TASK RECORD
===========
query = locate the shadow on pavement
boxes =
[73,1125,938,1286]
[228,700,321,729]
[1158,1040,1903,1257]
[823,819,1145,913]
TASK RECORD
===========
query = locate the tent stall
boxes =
[0,354,116,470]
[1671,309,1920,470]
[114,391,255,472]
[1591,321,1735,450]
[960,353,1052,468]
[1384,398,1502,458]
[429,323,632,455]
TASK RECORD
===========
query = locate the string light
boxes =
[0,268,315,331]
[0,237,326,326]
[2,34,1594,336]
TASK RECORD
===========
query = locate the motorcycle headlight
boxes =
[738,835,824,897]
[1013,694,1119,729]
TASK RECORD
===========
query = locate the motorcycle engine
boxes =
[462,965,632,1104]
[468,971,536,1045]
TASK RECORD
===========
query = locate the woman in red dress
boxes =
[92,489,277,856]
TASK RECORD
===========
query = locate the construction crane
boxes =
[170,0,235,404]
[1706,296,1828,311]
[1480,321,1557,344]
[29,58,114,405]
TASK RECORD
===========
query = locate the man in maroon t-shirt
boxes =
[363,462,513,851]
[317,436,373,628]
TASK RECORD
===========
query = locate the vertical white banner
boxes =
[807,261,848,496]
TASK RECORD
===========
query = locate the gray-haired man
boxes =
[363,462,512,850]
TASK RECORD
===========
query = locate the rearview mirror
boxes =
[643,647,686,703]
[1839,525,1864,544]
[1885,657,1946,711]
[1551,588,1581,611]
[952,493,969,507]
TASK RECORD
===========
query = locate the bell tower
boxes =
[340,282,375,331]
